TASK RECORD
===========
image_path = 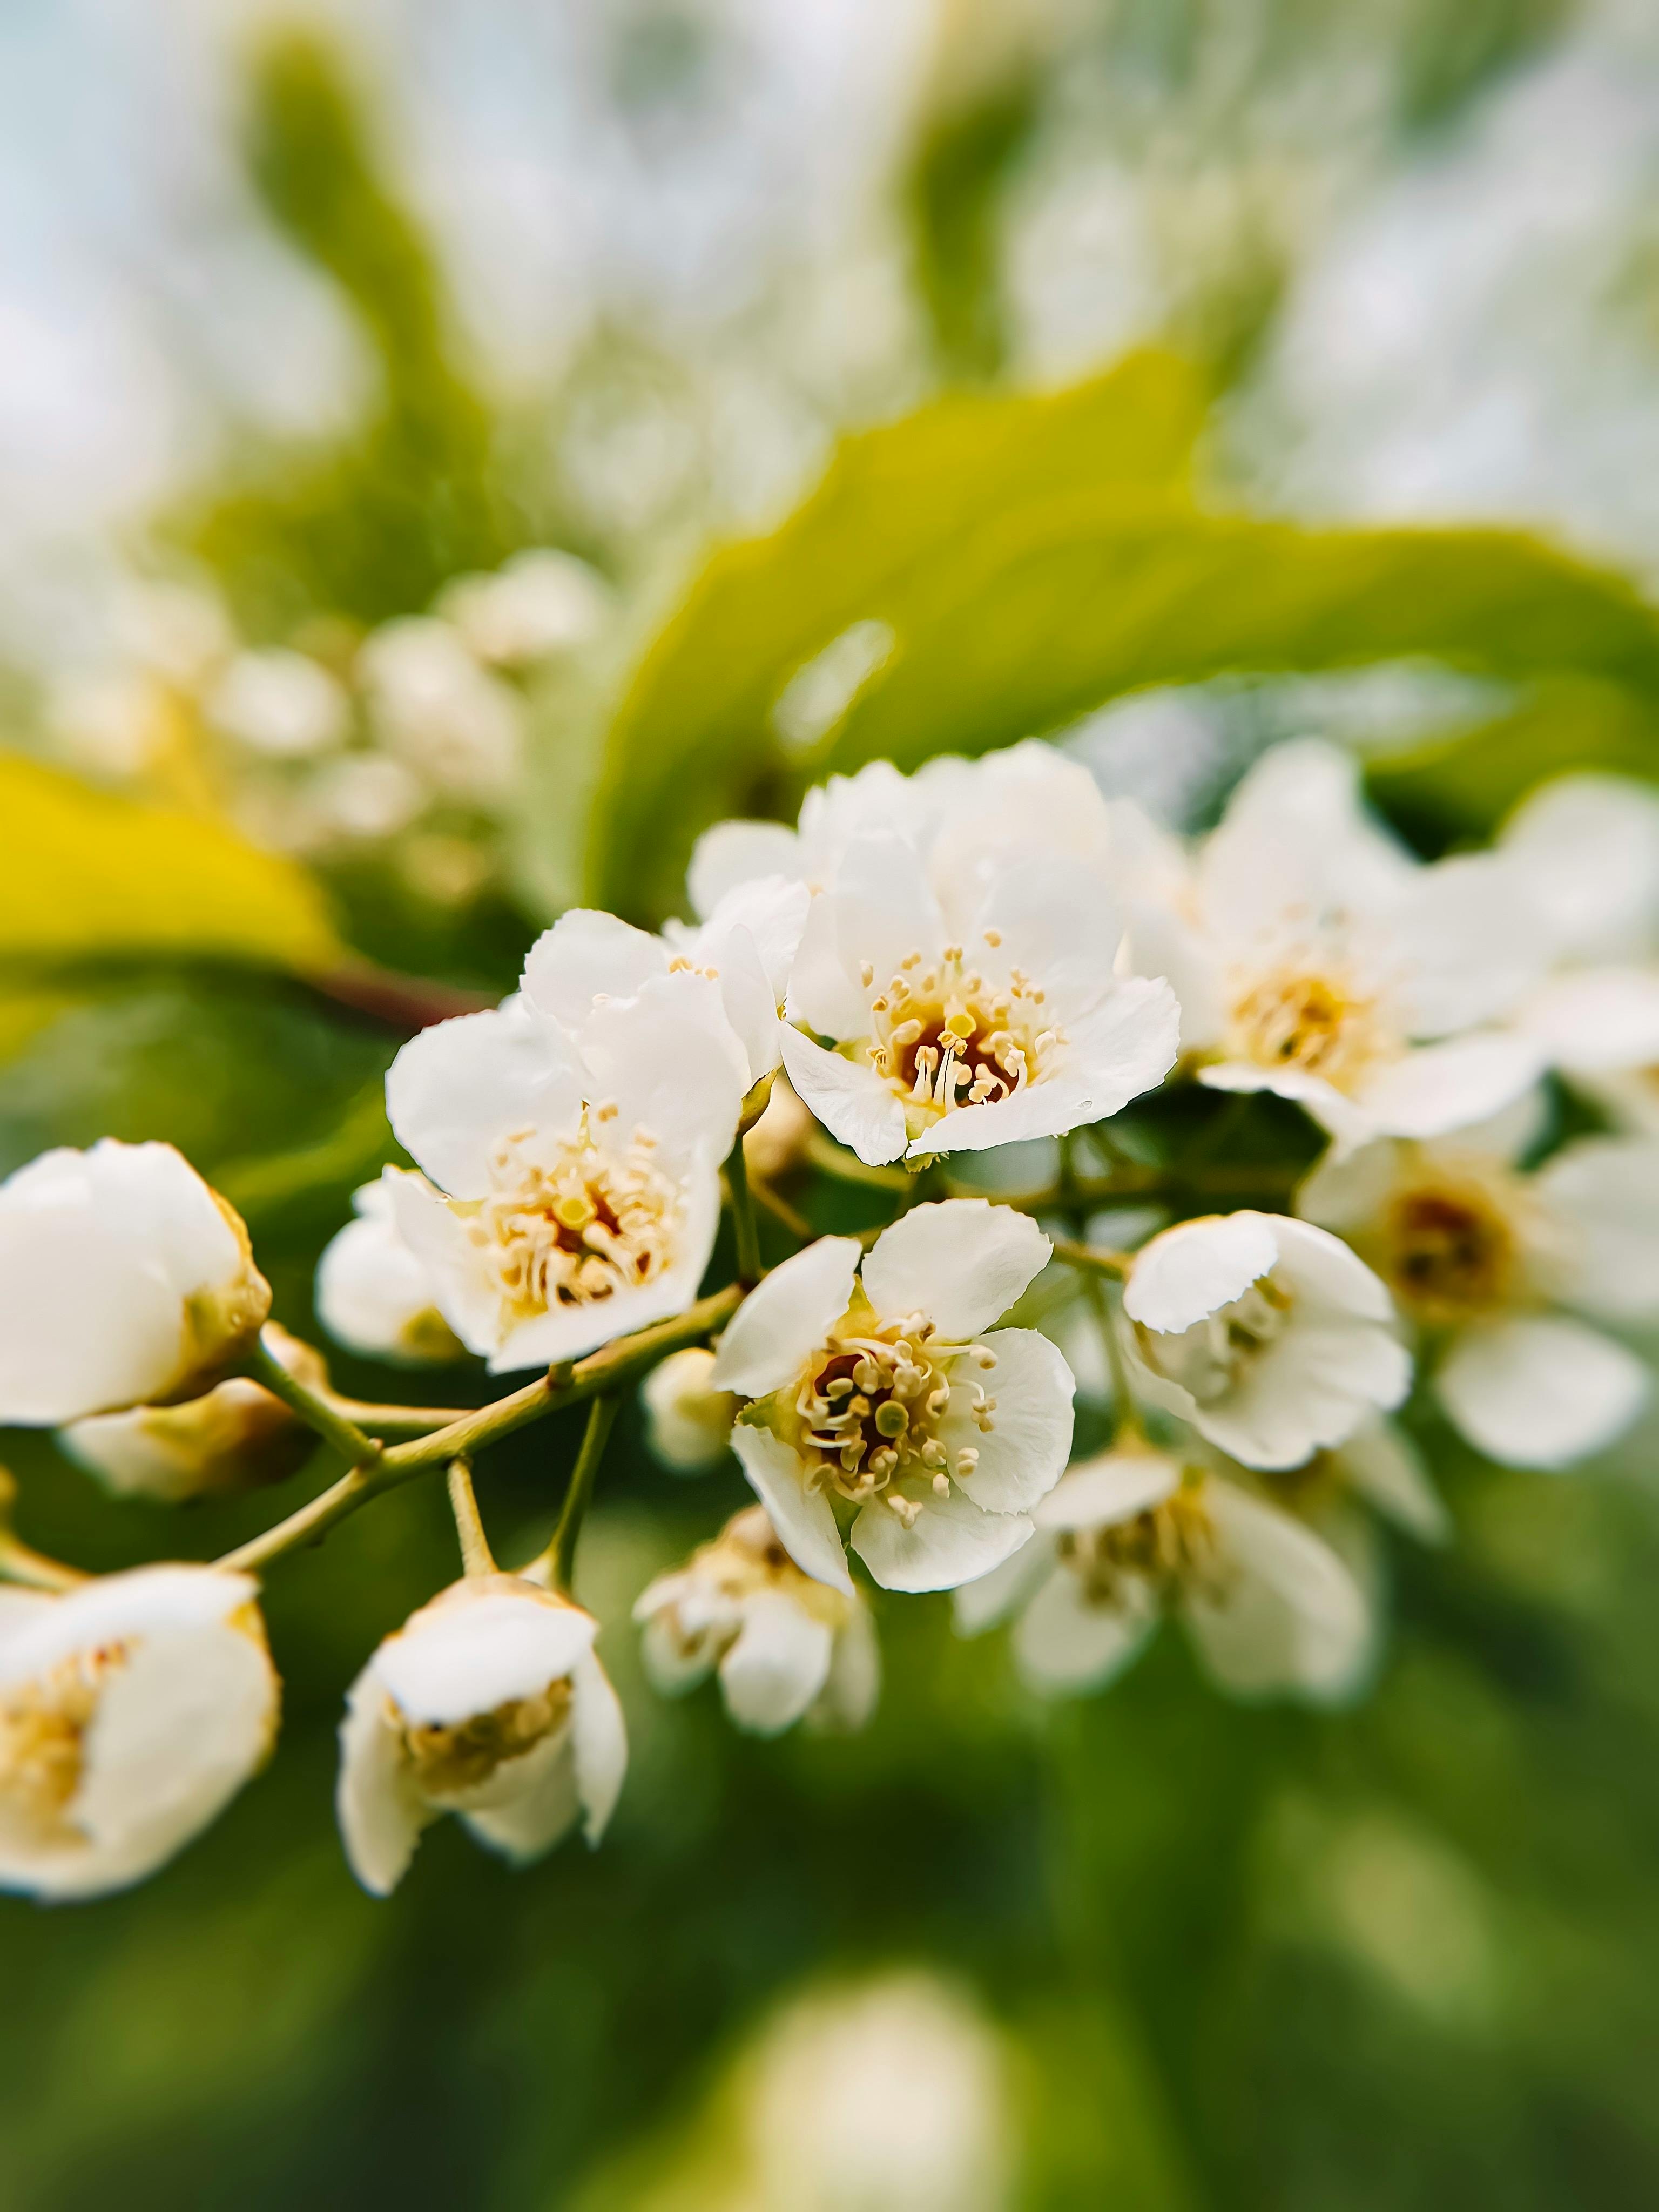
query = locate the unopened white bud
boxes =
[641,1347,739,1473]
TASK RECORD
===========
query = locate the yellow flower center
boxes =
[1059,1479,1217,1603]
[1378,1178,1520,1324]
[398,1677,573,1798]
[859,938,1058,1143]
[0,1646,124,1835]
[1225,965,1390,1092]
[468,1124,681,1324]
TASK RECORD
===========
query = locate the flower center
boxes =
[1059,1481,1216,1602]
[0,1647,124,1835]
[1135,1275,1293,1405]
[1379,1181,1518,1323]
[1225,966,1388,1091]
[470,1125,680,1323]
[860,939,1058,1139]
[398,1678,573,1798]
[791,1313,996,1528]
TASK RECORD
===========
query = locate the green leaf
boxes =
[0,753,343,972]
[586,350,1209,918]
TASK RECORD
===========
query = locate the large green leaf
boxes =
[586,350,1209,916]
[0,753,343,972]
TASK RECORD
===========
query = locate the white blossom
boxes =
[1122,1210,1410,1469]
[710,1200,1072,1594]
[1300,1119,1659,1468]
[206,648,350,759]
[0,1141,271,1426]
[358,617,522,804]
[316,1181,463,1364]
[635,1504,879,1734]
[0,1566,278,1899]
[440,549,611,667]
[640,1347,740,1472]
[1121,740,1547,1151]
[336,1575,626,1895]
[956,1441,1371,1704]
[384,974,747,1371]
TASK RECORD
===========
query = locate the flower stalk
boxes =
[545,1395,619,1594]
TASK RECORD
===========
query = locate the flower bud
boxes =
[641,1347,739,1473]
[60,1326,327,1504]
[0,1141,271,1426]
[316,1179,463,1364]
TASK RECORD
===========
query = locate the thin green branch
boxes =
[1049,1236,1132,1278]
[750,1176,811,1240]
[323,1395,476,1438]
[247,1329,381,1468]
[543,1395,619,1595]
[0,1532,88,1592]
[446,1458,495,1576]
[805,1132,911,1192]
[724,1136,763,1286]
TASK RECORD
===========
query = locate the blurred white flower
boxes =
[358,617,522,804]
[0,1565,278,1899]
[0,1140,270,1426]
[306,754,427,842]
[111,578,232,690]
[45,670,171,780]
[741,1071,817,1182]
[316,1181,463,1365]
[635,1503,879,1735]
[1301,1121,1659,1468]
[640,1345,739,1472]
[205,648,350,759]
[957,1441,1372,1704]
[1123,1209,1410,1469]
[385,978,747,1370]
[60,1325,326,1503]
[336,1575,625,1896]
[440,549,611,668]
[711,1200,1071,1593]
[1123,740,1547,1151]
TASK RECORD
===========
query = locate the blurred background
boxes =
[5,2,1659,2205]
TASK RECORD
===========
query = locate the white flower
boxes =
[0,1141,271,1426]
[316,1181,463,1364]
[60,1326,327,1503]
[710,1200,1073,1594]
[1123,740,1547,1151]
[1267,1415,1451,1552]
[0,1565,278,1899]
[1122,1210,1410,1469]
[440,549,611,667]
[640,1346,740,1472]
[336,1575,626,1896]
[358,617,522,804]
[635,1504,879,1735]
[384,977,748,1370]
[955,1442,1371,1704]
[205,648,350,759]
[1300,1121,1659,1468]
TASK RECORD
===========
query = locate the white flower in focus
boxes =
[710,1200,1072,1594]
[385,981,747,1370]
[686,758,933,917]
[60,1326,327,1503]
[956,1442,1372,1704]
[635,1504,879,1735]
[358,617,522,804]
[1300,1122,1659,1468]
[316,1181,464,1364]
[641,1347,739,1472]
[0,1566,278,1899]
[440,549,611,667]
[1122,1210,1410,1469]
[206,649,350,759]
[336,1575,626,1896]
[1124,740,1547,1151]
[0,1141,271,1426]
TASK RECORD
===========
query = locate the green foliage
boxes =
[588,352,1659,921]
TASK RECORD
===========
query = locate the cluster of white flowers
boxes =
[43,552,612,903]
[4,734,1658,1901]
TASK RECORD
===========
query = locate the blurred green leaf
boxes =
[214,1080,397,1238]
[0,754,342,972]
[905,68,1041,381]
[587,349,1209,916]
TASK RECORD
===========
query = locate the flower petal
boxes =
[1182,1479,1371,1703]
[1535,1135,1659,1320]
[1124,1212,1279,1333]
[386,1004,583,1199]
[717,1591,834,1735]
[1334,1418,1449,1545]
[570,1650,629,1844]
[336,1673,431,1897]
[521,909,669,1030]
[780,1027,910,1165]
[374,1585,597,1727]
[864,1199,1051,1340]
[1520,967,1659,1076]
[578,972,748,1164]
[1354,1033,1543,1143]
[687,820,803,918]
[1014,1566,1159,1695]
[1435,1316,1649,1469]
[849,1484,1032,1593]
[942,1328,1074,1516]
[1033,1447,1181,1531]
[809,1604,881,1732]
[950,1531,1057,1635]
[456,1730,581,1865]
[731,1424,854,1594]
[710,1235,861,1395]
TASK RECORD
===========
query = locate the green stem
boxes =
[247,1330,381,1468]
[1049,1236,1132,1278]
[324,1396,475,1438]
[446,1458,495,1576]
[218,1284,741,1575]
[805,1132,911,1192]
[724,1137,763,1286]
[544,1396,618,1595]
[1083,1271,1144,1441]
[0,1533,88,1591]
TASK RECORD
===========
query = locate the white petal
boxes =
[710,1236,861,1395]
[817,833,945,994]
[717,1591,834,1735]
[1196,1317,1411,1471]
[570,1649,628,1844]
[687,820,803,919]
[386,1004,583,1199]
[1501,772,1659,961]
[383,1169,509,1361]
[810,1604,881,1731]
[950,1530,1057,1635]
[457,1729,581,1865]
[1535,1136,1659,1320]
[864,1200,1050,1340]
[1124,1212,1279,1333]
[784,886,869,1038]
[1013,1566,1159,1695]
[1033,1447,1181,1531]
[0,1564,259,1681]
[968,852,1122,1015]
[374,1584,597,1726]
[702,921,783,1083]
[1334,1419,1450,1545]
[1388,852,1546,1033]
[731,1424,854,1594]
[780,1027,910,1165]
[521,909,668,1030]
[1268,1216,1397,1325]
[336,1673,430,1896]
[577,972,748,1163]
[1520,967,1659,1076]
[850,1485,1032,1593]
[1435,1316,1649,1469]
[1183,1479,1371,1703]
[1297,1139,1406,1235]
[1354,1033,1543,1143]
[942,1328,1074,1515]
[316,1180,453,1362]
[694,875,811,1004]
